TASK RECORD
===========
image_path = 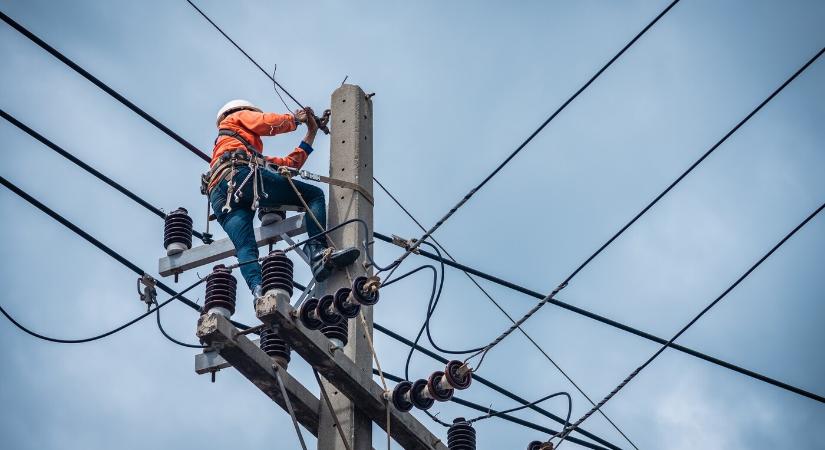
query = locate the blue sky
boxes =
[1,1,823,449]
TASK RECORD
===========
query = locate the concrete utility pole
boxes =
[318,84,375,450]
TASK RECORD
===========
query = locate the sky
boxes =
[1,0,824,449]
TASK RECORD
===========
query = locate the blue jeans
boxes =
[210,165,327,292]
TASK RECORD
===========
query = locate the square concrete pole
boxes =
[317,84,375,450]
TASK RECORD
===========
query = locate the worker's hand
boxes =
[294,108,309,124]
[305,108,319,134]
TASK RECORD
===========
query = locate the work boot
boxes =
[304,240,360,283]
[252,285,263,304]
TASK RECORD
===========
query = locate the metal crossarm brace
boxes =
[196,314,320,435]
[252,297,448,450]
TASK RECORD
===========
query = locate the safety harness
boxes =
[201,128,374,216]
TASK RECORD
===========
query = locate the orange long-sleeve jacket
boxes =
[211,110,312,169]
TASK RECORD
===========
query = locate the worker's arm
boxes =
[267,109,318,169]
[235,110,298,136]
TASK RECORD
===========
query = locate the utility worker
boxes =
[207,99,360,300]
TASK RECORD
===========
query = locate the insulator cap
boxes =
[298,297,323,330]
[351,276,379,306]
[391,381,414,412]
[333,287,360,318]
[261,250,294,297]
[321,319,348,346]
[164,207,193,254]
[427,371,454,402]
[447,418,476,450]
[260,325,290,366]
[318,294,342,325]
[445,360,472,390]
[527,441,552,450]
[410,378,434,410]
[203,264,237,316]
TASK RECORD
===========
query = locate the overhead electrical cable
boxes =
[0,10,211,163]
[378,370,606,450]
[381,0,681,271]
[556,200,825,446]
[465,44,825,368]
[0,108,209,242]
[3,13,819,404]
[373,180,639,449]
[0,174,621,449]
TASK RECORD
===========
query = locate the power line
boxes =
[0,10,212,163]
[183,0,304,110]
[0,174,245,334]
[371,323,622,450]
[381,0,681,271]
[376,232,825,405]
[374,180,639,449]
[4,8,820,405]
[377,371,605,450]
[0,108,209,242]
[466,44,825,367]
[556,200,825,445]
[178,3,650,443]
[1,165,619,447]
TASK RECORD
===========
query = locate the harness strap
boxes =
[216,128,265,159]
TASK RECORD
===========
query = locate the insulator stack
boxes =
[298,297,324,330]
[164,207,193,255]
[260,325,291,368]
[261,250,294,297]
[333,287,361,318]
[321,319,348,347]
[350,276,380,306]
[410,378,435,410]
[426,360,473,402]
[391,381,414,412]
[447,418,476,450]
[318,294,343,325]
[203,265,237,317]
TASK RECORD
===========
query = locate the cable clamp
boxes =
[137,274,157,310]
[390,234,420,254]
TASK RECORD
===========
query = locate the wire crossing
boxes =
[5,9,820,405]
[555,200,825,446]
[465,44,825,367]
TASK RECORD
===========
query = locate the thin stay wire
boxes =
[555,200,825,447]
[184,0,305,111]
[465,44,825,367]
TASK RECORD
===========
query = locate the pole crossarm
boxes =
[196,314,321,435]
[254,297,449,450]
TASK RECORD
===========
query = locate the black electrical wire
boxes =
[467,44,825,367]
[471,391,571,425]
[374,232,825,405]
[0,272,207,344]
[557,201,825,446]
[378,370,608,450]
[184,0,305,110]
[0,108,210,243]
[380,0,681,273]
[373,183,640,449]
[154,299,208,349]
[373,324,622,450]
[0,11,212,163]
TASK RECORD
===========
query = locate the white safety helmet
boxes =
[216,99,262,127]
